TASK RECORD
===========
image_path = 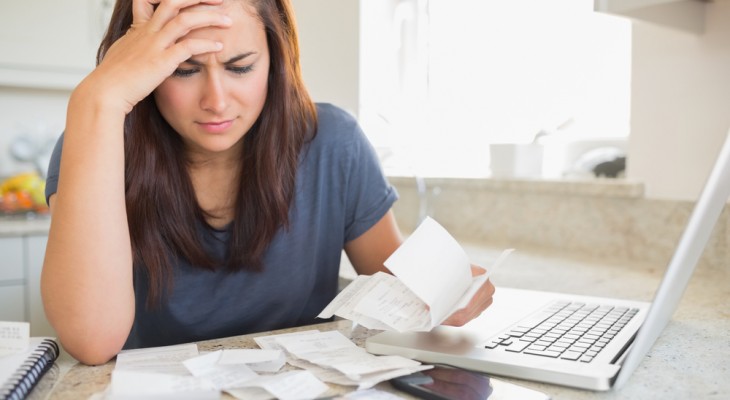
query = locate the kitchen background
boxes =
[0,1,727,199]
[1,0,729,335]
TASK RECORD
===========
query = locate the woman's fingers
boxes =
[166,38,223,66]
[156,9,231,52]
[131,0,161,27]
[143,0,223,30]
[442,276,495,327]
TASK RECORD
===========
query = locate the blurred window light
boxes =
[359,0,632,178]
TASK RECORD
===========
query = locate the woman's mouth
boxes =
[197,120,234,134]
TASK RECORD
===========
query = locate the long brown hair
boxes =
[98,0,317,307]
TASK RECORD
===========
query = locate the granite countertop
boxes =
[28,247,730,400]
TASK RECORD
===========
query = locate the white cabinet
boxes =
[0,286,25,322]
[0,234,54,337]
[0,237,23,281]
[0,0,114,90]
[594,0,707,33]
[0,238,25,322]
[27,235,52,337]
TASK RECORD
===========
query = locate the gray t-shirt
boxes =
[45,103,398,349]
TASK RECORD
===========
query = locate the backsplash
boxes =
[389,176,728,273]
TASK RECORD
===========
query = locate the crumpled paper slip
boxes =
[319,217,514,332]
[115,342,200,376]
[183,349,328,400]
[183,350,259,390]
[218,349,287,372]
[285,356,431,390]
[224,370,329,400]
[107,370,219,399]
[257,330,431,390]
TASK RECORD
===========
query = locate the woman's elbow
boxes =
[61,333,127,365]
[49,312,133,366]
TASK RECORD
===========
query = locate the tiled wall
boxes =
[389,176,728,273]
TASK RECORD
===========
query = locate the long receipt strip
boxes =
[319,217,514,332]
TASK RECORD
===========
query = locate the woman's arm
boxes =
[343,210,402,276]
[41,0,231,365]
[344,210,495,327]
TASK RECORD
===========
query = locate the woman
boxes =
[42,0,495,365]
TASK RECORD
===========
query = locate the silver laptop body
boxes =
[366,128,730,391]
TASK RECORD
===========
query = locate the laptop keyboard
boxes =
[484,301,639,363]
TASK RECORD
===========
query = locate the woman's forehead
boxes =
[177,0,266,53]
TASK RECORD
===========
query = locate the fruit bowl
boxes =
[0,172,49,216]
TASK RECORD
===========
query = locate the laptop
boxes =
[366,128,730,391]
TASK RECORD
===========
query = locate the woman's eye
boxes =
[172,68,199,78]
[228,65,254,75]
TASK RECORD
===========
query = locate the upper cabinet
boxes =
[594,0,709,34]
[0,0,113,90]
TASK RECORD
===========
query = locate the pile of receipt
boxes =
[95,329,429,400]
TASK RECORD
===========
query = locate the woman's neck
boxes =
[187,149,243,229]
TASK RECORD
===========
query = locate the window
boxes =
[359,0,631,178]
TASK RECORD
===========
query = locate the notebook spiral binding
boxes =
[0,339,60,400]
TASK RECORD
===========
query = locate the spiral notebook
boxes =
[0,337,60,400]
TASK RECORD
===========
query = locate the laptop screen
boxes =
[614,128,730,388]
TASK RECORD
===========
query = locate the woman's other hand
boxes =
[441,265,495,326]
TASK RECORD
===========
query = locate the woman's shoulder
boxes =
[314,103,361,142]
[303,103,370,165]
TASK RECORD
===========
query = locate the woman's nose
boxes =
[200,74,229,114]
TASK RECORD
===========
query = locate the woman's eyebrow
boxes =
[224,52,256,64]
[184,52,257,66]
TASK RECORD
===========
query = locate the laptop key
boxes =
[560,351,583,361]
[505,341,531,352]
[484,341,501,349]
[524,349,562,358]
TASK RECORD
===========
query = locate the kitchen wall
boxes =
[0,88,69,177]
[628,0,730,201]
[0,0,97,178]
[291,0,360,117]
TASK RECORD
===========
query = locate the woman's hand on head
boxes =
[83,0,232,114]
[441,265,496,327]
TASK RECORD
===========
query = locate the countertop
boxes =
[26,247,730,399]
[0,215,50,236]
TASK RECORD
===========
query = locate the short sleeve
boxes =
[340,113,398,242]
[45,133,64,205]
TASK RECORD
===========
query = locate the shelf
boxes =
[0,66,86,91]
